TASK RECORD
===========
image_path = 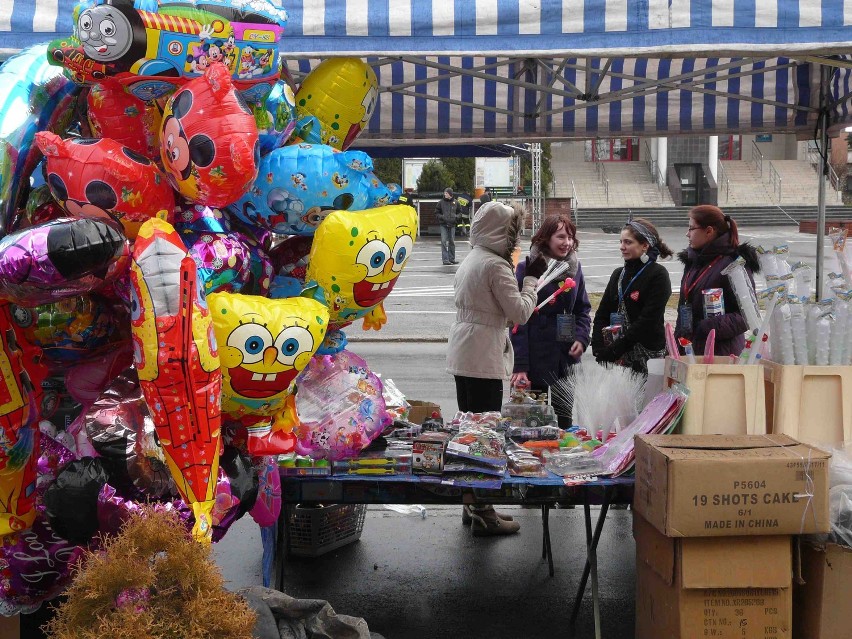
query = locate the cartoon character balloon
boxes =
[207,293,328,454]
[129,217,222,543]
[36,131,175,240]
[47,0,287,102]
[306,204,417,331]
[229,143,393,235]
[294,57,378,150]
[0,218,130,306]
[159,63,260,207]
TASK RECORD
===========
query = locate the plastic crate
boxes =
[664,356,766,435]
[284,504,366,558]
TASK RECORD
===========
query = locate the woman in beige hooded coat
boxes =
[446,201,547,535]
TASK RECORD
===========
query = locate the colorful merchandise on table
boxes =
[277,454,331,477]
[501,391,558,431]
[412,432,451,475]
[47,0,288,102]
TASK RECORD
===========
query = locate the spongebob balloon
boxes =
[294,58,378,150]
[130,217,222,544]
[207,293,328,454]
[306,204,417,332]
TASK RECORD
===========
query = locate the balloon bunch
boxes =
[0,0,413,616]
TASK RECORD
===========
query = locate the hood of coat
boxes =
[677,234,761,273]
[470,201,524,261]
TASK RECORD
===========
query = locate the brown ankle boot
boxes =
[469,506,521,536]
[461,505,515,526]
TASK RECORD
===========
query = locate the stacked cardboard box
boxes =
[633,434,831,639]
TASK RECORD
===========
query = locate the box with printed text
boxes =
[634,434,830,537]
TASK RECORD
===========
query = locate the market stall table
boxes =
[269,471,634,638]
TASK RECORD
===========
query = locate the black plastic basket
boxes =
[284,504,366,558]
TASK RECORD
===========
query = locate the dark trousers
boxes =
[454,376,504,413]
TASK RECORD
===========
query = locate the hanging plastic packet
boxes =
[702,288,725,318]
[791,262,813,301]
[807,300,834,365]
[830,297,849,365]
[815,311,833,366]
[722,257,761,332]
[841,292,852,365]
[828,227,852,290]
[771,296,795,365]
[788,296,809,365]
[824,272,846,300]
[773,245,793,276]
[756,245,780,277]
[748,287,782,364]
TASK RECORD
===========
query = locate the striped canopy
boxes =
[4,0,852,142]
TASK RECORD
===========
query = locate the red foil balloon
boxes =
[35,131,175,240]
[159,62,259,207]
[87,82,162,160]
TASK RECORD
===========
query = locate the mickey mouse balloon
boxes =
[159,62,259,207]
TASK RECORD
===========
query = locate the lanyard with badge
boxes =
[610,263,649,327]
[678,256,722,333]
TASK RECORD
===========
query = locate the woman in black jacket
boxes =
[675,205,760,357]
[592,218,673,374]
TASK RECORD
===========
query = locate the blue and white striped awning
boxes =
[4,0,852,140]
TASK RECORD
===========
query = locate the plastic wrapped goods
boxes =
[722,257,761,332]
[788,297,809,365]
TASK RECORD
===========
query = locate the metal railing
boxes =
[750,140,764,177]
[594,160,610,203]
[768,161,782,203]
[571,180,580,225]
[807,148,845,201]
[643,140,657,183]
[716,160,731,203]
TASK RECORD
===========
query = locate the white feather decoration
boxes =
[551,362,645,432]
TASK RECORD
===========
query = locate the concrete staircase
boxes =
[714,160,838,208]
[553,159,675,209]
[572,205,852,230]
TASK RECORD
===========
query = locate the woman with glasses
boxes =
[510,214,591,426]
[591,217,673,374]
[675,205,760,357]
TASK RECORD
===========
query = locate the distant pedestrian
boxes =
[435,188,460,265]
[479,188,492,204]
[591,217,673,375]
[447,201,547,535]
[676,205,759,357]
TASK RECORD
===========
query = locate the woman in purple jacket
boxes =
[510,215,591,426]
[676,205,760,357]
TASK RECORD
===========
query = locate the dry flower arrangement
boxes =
[44,508,256,639]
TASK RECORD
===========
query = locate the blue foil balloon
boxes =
[0,44,79,237]
[229,143,380,236]
[256,79,297,155]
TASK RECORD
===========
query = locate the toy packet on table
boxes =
[446,425,506,467]
[412,432,450,475]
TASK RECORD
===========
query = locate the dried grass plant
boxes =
[44,508,256,639]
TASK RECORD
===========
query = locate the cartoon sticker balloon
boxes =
[207,293,328,425]
[229,143,389,235]
[129,217,222,543]
[159,62,260,207]
[306,204,417,331]
[36,131,175,240]
[47,0,287,102]
[294,57,378,150]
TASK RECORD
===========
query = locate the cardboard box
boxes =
[665,356,767,436]
[407,400,442,425]
[793,542,852,639]
[634,434,830,537]
[635,514,792,639]
[412,432,450,475]
[761,360,852,445]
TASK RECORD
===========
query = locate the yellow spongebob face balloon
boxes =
[295,57,378,150]
[207,293,329,419]
[306,204,417,331]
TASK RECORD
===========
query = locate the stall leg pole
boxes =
[541,504,555,577]
[569,488,611,633]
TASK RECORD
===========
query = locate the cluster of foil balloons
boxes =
[0,0,415,615]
